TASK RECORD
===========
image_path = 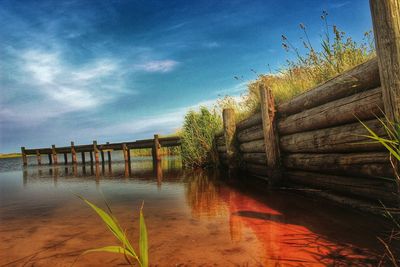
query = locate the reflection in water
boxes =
[184,170,383,266]
[1,156,387,266]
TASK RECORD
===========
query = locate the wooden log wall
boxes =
[215,56,399,206]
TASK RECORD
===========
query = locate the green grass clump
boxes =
[76,196,148,267]
[181,107,221,168]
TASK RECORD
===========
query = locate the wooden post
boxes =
[93,141,100,164]
[89,151,93,164]
[21,147,27,166]
[370,0,400,125]
[153,134,161,161]
[101,150,105,164]
[370,0,400,200]
[81,152,86,164]
[223,108,237,169]
[63,153,68,164]
[51,145,58,165]
[36,150,41,165]
[106,142,111,163]
[71,142,77,164]
[122,143,129,162]
[48,153,52,165]
[259,85,281,185]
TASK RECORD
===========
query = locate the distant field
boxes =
[0,153,21,159]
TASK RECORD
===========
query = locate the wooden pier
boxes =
[21,135,181,166]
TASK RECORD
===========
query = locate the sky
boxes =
[0,0,373,153]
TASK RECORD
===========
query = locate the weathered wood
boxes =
[36,150,41,165]
[283,152,393,179]
[236,112,262,131]
[48,153,52,165]
[237,124,264,143]
[81,152,86,164]
[278,58,380,116]
[242,153,267,165]
[223,108,238,169]
[51,145,58,165]
[63,153,68,164]
[21,147,27,166]
[240,139,265,153]
[122,143,129,162]
[280,119,386,153]
[278,87,383,135]
[260,85,281,184]
[106,142,111,163]
[101,150,105,164]
[217,145,226,153]
[93,140,99,164]
[89,151,93,164]
[370,0,400,125]
[71,141,77,164]
[152,134,161,161]
[285,170,397,203]
[245,163,268,176]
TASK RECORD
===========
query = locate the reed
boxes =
[76,196,148,267]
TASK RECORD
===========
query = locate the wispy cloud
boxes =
[136,60,179,73]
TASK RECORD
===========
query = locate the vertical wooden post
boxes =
[21,147,27,166]
[370,0,400,125]
[51,145,58,165]
[71,141,77,164]
[370,0,400,201]
[89,151,93,164]
[106,142,111,163]
[223,108,237,170]
[122,143,129,162]
[259,85,281,185]
[63,153,68,164]
[81,152,86,164]
[101,150,105,164]
[36,149,41,165]
[93,140,100,164]
[48,153,52,165]
[153,134,161,161]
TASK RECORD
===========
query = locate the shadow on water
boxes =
[0,156,389,266]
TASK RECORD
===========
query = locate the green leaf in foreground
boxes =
[76,196,148,267]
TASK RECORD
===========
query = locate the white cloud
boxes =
[20,49,121,110]
[137,60,179,73]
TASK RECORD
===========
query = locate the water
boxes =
[0,156,390,266]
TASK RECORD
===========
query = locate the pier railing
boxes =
[21,135,181,165]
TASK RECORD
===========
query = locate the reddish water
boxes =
[0,156,390,266]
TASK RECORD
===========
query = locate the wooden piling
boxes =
[370,0,400,125]
[153,134,161,161]
[223,108,237,169]
[93,141,100,164]
[71,142,77,164]
[259,84,281,185]
[106,142,111,163]
[51,145,58,165]
[63,153,68,164]
[122,143,129,162]
[21,147,27,166]
[101,150,105,164]
[370,0,400,200]
[81,152,86,164]
[36,150,41,165]
[48,153,52,165]
[89,151,93,164]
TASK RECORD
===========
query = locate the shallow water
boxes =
[0,156,390,266]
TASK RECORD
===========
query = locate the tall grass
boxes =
[181,107,221,168]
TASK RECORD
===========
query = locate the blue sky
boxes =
[0,0,372,152]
